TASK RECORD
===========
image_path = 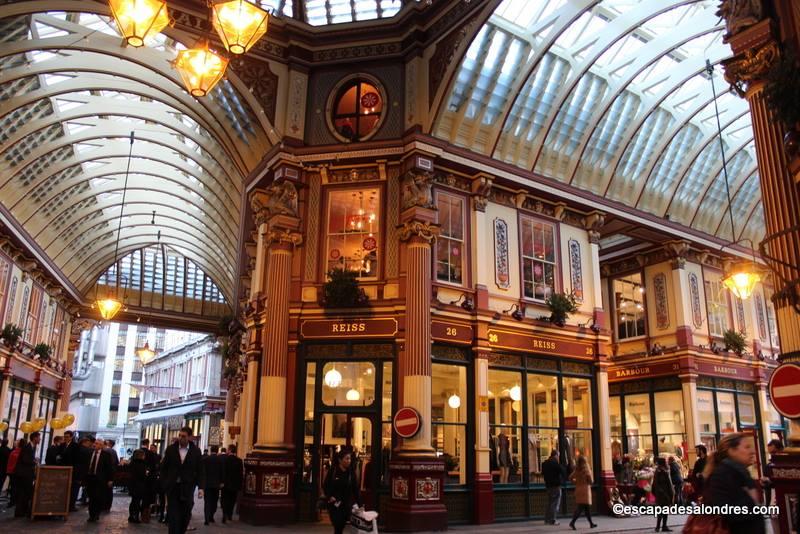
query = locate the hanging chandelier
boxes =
[94,131,135,321]
[212,0,269,55]
[174,40,229,97]
[136,341,157,364]
[109,0,170,47]
[722,262,762,300]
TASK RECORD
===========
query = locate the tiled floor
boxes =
[0,491,769,533]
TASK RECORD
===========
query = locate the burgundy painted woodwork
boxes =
[385,458,448,532]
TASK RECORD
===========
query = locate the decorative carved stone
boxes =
[264,229,303,247]
[471,175,492,212]
[665,240,691,269]
[401,171,435,210]
[397,221,440,243]
[250,181,299,226]
[722,39,779,91]
[230,57,278,125]
[329,167,380,183]
[716,0,764,38]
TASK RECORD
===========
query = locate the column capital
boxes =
[398,205,439,243]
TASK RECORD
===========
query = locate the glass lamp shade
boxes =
[448,394,461,409]
[722,264,761,300]
[174,43,228,97]
[96,296,123,320]
[212,0,269,55]
[324,367,342,388]
[346,388,360,401]
[509,384,521,401]
[136,341,156,365]
[109,0,170,47]
[511,400,521,412]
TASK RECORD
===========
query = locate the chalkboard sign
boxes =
[31,465,72,518]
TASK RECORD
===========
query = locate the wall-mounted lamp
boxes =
[502,303,525,321]
[449,294,474,311]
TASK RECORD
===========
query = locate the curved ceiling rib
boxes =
[0,9,276,305]
[432,0,762,243]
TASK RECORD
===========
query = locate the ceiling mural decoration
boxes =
[0,7,277,304]
[432,0,764,245]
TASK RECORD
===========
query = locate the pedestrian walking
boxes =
[0,439,11,499]
[323,449,360,534]
[542,449,565,525]
[85,438,114,522]
[59,430,82,511]
[668,456,683,505]
[127,445,148,523]
[13,432,39,518]
[221,444,243,523]
[160,426,205,534]
[568,456,596,530]
[202,445,224,525]
[653,457,674,532]
[704,432,765,534]
[103,439,119,511]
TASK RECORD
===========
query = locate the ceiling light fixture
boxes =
[212,0,269,55]
[324,366,342,388]
[174,39,229,97]
[109,0,170,47]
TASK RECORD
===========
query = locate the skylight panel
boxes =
[43,73,74,86]
[33,20,69,38]
[55,99,83,113]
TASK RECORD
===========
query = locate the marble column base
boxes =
[238,450,296,525]
[385,457,448,531]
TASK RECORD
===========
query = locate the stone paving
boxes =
[0,490,762,534]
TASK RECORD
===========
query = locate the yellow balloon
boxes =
[49,418,63,430]
[62,413,75,426]
[32,417,45,431]
[0,421,8,432]
[19,421,33,434]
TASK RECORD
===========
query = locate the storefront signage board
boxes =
[486,328,594,359]
[300,318,398,339]
[394,407,421,439]
[609,361,679,382]
[431,320,473,344]
[695,361,758,381]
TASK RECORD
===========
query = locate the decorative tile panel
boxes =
[415,478,439,501]
[755,294,767,341]
[494,218,510,289]
[263,473,289,495]
[568,239,583,301]
[653,273,669,330]
[689,272,703,328]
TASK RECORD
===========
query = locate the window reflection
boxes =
[326,188,380,278]
[614,273,646,339]
[321,361,375,407]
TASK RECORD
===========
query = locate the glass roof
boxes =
[258,0,402,26]
[433,0,762,244]
[0,10,275,304]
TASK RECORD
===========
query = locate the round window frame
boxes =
[326,74,388,143]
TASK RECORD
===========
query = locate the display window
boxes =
[431,363,468,485]
[520,217,557,301]
[613,273,646,340]
[325,188,380,279]
[435,192,466,286]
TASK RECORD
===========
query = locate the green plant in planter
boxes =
[33,343,52,361]
[545,291,579,327]
[1,324,22,347]
[722,329,747,356]
[322,268,369,308]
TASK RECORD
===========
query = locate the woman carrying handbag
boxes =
[323,450,361,534]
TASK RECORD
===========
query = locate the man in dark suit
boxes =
[44,435,63,465]
[14,431,40,518]
[59,430,82,511]
[103,439,119,511]
[85,437,114,522]
[202,445,225,525]
[161,426,205,534]
[221,444,243,523]
[0,439,11,498]
[76,437,93,506]
[140,439,160,523]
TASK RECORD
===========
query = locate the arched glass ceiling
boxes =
[259,0,402,26]
[94,245,229,317]
[0,10,276,304]
[433,0,762,245]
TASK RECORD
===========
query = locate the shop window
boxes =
[697,390,717,451]
[764,289,779,347]
[562,377,593,470]
[705,278,730,337]
[435,193,466,286]
[520,218,557,301]
[654,390,686,461]
[0,257,9,319]
[326,188,380,279]
[381,361,393,487]
[624,394,653,462]
[321,361,375,407]
[489,369,523,484]
[716,392,737,435]
[527,374,558,484]
[609,397,624,483]
[431,363,467,485]
[330,78,384,142]
[613,273,646,340]
[737,394,756,426]
[767,397,783,428]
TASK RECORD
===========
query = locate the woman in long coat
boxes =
[568,456,597,530]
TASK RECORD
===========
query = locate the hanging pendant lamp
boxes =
[109,0,170,47]
[212,0,269,55]
[174,40,228,97]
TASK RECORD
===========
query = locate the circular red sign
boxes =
[393,407,421,439]
[330,249,341,259]
[769,363,800,419]
[362,237,377,251]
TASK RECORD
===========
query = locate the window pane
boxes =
[521,218,557,301]
[326,188,380,278]
[489,369,523,426]
[565,429,593,473]
[654,390,685,438]
[304,362,316,421]
[491,426,522,485]
[625,393,652,462]
[737,394,756,426]
[705,278,730,337]
[528,428,558,484]
[435,193,465,285]
[697,390,717,451]
[489,368,523,485]
[614,273,646,339]
[717,392,737,434]
[527,374,558,427]
[432,364,467,424]
[432,424,466,485]
[562,377,592,427]
[321,361,375,407]
[382,362,392,422]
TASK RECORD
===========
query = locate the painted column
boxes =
[473,346,493,523]
[584,212,606,329]
[665,241,694,347]
[755,379,773,456]
[240,182,302,526]
[386,162,447,532]
[595,360,615,511]
[680,375,700,469]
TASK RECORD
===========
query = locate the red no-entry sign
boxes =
[769,363,800,419]
[393,407,421,439]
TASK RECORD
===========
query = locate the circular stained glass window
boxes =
[329,77,385,142]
